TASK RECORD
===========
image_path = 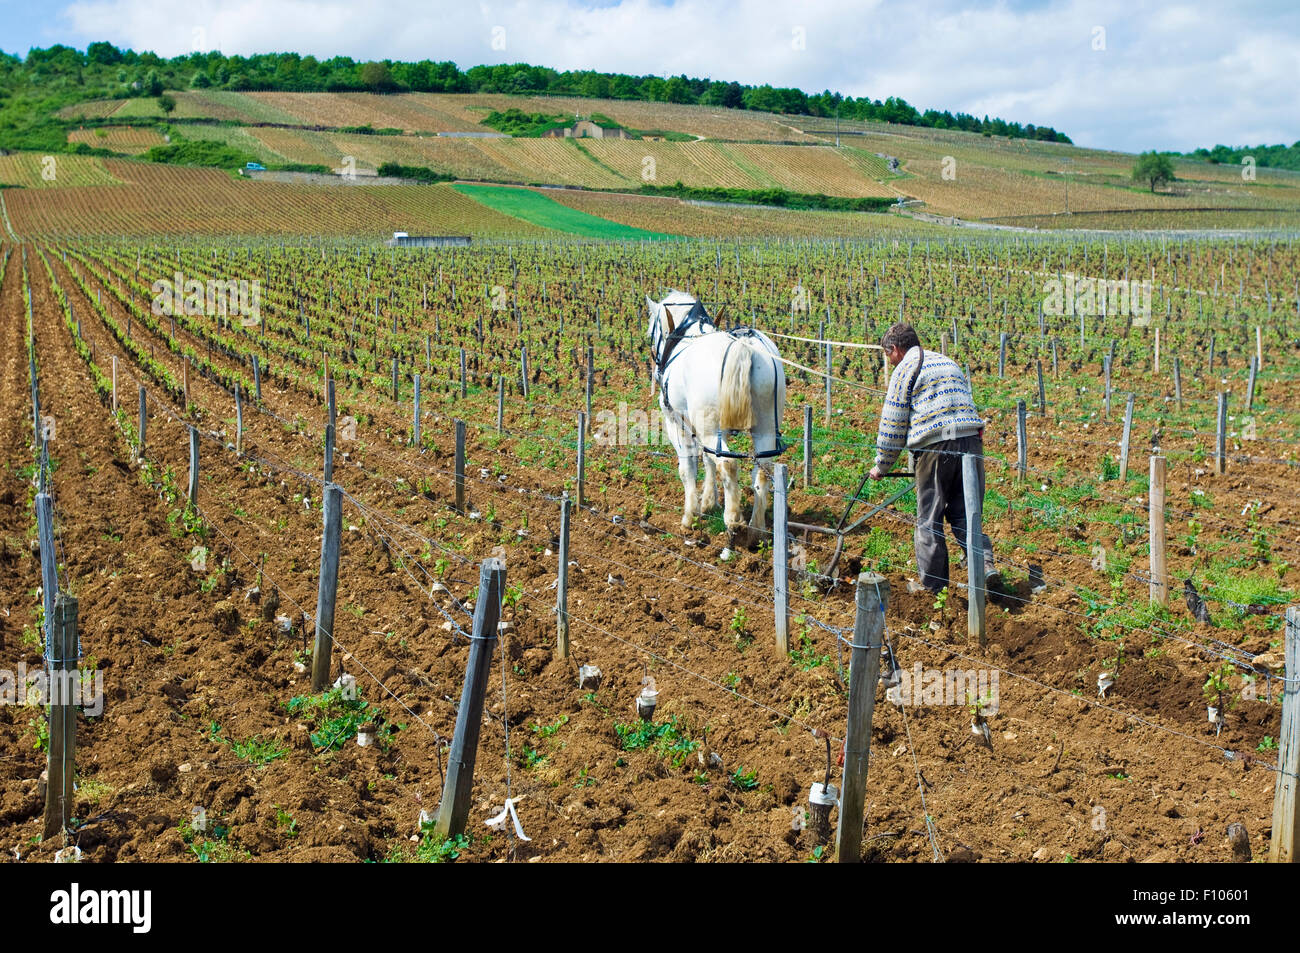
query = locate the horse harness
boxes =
[652,305,788,460]
[651,300,710,384]
[711,328,788,460]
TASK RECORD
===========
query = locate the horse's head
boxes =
[648,290,711,341]
[645,294,666,342]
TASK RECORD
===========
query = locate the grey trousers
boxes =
[911,435,995,592]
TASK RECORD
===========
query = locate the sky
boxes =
[1,0,1296,153]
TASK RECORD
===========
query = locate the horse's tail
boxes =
[718,339,755,432]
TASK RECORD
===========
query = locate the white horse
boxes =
[647,291,787,546]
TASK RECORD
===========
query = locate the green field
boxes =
[453,184,677,239]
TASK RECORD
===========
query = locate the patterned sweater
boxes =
[874,347,983,471]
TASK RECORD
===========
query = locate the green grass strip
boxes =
[452,183,678,240]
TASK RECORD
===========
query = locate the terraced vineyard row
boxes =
[3,170,548,238]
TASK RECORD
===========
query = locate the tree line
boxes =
[1,43,1072,148]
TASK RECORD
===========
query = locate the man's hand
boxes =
[868,465,883,480]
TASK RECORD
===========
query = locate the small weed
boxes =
[287,684,392,751]
[399,824,469,864]
[519,745,548,769]
[729,766,759,791]
[533,714,569,739]
[207,722,289,766]
[789,631,829,671]
[614,715,700,768]
[28,715,49,753]
[179,817,249,863]
[729,607,750,648]
[275,807,299,838]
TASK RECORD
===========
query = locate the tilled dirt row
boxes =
[0,244,1288,862]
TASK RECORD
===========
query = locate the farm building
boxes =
[542,118,632,139]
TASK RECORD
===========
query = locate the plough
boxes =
[787,470,916,580]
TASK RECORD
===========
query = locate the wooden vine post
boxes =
[1149,455,1167,604]
[323,423,335,484]
[824,341,833,424]
[311,482,343,692]
[963,454,986,646]
[1118,394,1135,482]
[36,493,58,650]
[1215,392,1228,475]
[585,346,594,425]
[496,376,505,434]
[1269,607,1300,862]
[575,412,586,508]
[1103,354,1112,419]
[413,373,422,447]
[1015,400,1027,483]
[137,385,147,458]
[835,572,887,863]
[773,463,790,654]
[454,420,466,513]
[234,383,243,457]
[187,426,199,508]
[43,593,79,840]
[556,493,571,658]
[803,405,813,488]
[436,558,506,839]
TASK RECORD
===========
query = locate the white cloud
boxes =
[49,0,1300,151]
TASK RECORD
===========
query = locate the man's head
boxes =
[881,322,922,366]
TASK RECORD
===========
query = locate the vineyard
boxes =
[1,165,551,239]
[65,126,167,156]
[2,232,1297,864]
[41,89,1300,229]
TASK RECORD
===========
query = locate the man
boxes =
[868,322,998,595]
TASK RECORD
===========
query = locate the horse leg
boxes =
[750,460,774,537]
[700,454,718,512]
[744,422,781,547]
[678,452,699,529]
[719,458,745,544]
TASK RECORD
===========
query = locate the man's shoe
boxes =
[985,571,1003,594]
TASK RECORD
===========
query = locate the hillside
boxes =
[3,88,1297,237]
